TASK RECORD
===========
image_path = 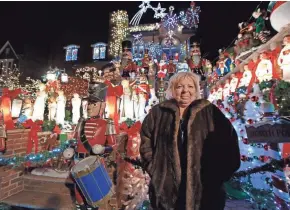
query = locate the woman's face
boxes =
[173,77,196,108]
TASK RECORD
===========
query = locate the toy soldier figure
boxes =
[74,81,116,210]
[141,49,150,75]
[136,74,150,101]
[167,56,176,79]
[102,63,123,134]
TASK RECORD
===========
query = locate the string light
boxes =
[109,10,129,57]
[128,23,160,33]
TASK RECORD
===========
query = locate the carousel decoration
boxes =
[268,1,290,32]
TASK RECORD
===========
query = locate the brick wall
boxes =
[3,129,30,158]
[0,166,24,200]
[0,129,53,201]
[23,174,73,195]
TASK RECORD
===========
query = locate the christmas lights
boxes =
[109,10,129,57]
[128,23,160,33]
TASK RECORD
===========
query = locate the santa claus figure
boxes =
[74,81,116,210]
[174,52,179,63]
[278,35,290,82]
[255,52,273,82]
[167,56,176,79]
[156,59,168,79]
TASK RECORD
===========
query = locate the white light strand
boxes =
[130,1,166,26]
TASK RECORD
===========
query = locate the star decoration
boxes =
[153,3,167,19]
[139,1,152,13]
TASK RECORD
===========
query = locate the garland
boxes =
[273,80,290,115]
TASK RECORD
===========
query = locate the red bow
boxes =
[105,81,123,97]
[22,119,43,154]
[119,121,142,157]
[2,88,22,99]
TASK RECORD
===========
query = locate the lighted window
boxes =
[132,45,144,60]
[91,43,107,60]
[64,45,80,61]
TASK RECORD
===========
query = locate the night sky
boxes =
[0,1,272,62]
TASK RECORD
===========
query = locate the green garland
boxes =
[274,80,290,115]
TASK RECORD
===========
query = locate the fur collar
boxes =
[159,98,211,114]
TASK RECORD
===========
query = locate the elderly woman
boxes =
[140,72,240,210]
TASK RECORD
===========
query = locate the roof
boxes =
[0,41,19,59]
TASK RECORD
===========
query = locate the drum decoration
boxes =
[71,156,113,207]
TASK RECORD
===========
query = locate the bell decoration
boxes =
[105,118,116,135]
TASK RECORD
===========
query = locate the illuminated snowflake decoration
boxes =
[133,33,144,45]
[146,42,162,59]
[162,6,179,31]
[179,2,201,29]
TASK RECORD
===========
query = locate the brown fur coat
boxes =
[140,99,240,210]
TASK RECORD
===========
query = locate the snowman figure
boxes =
[255,52,273,82]
[239,64,252,87]
[278,35,290,82]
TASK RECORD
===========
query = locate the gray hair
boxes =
[165,72,201,100]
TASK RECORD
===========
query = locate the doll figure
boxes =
[48,97,57,121]
[82,99,88,119]
[72,93,81,125]
[120,79,133,120]
[22,98,33,120]
[32,83,47,121]
[56,90,66,126]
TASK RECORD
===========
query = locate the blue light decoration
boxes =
[178,1,201,29]
[0,139,77,167]
[145,42,162,59]
[64,45,80,61]
[91,42,107,60]
[162,6,179,31]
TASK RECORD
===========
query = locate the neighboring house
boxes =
[0,41,19,75]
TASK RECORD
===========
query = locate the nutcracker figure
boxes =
[122,54,137,78]
[167,56,176,79]
[136,74,150,101]
[74,81,116,210]
[141,49,150,75]
[102,63,123,133]
[188,42,201,69]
